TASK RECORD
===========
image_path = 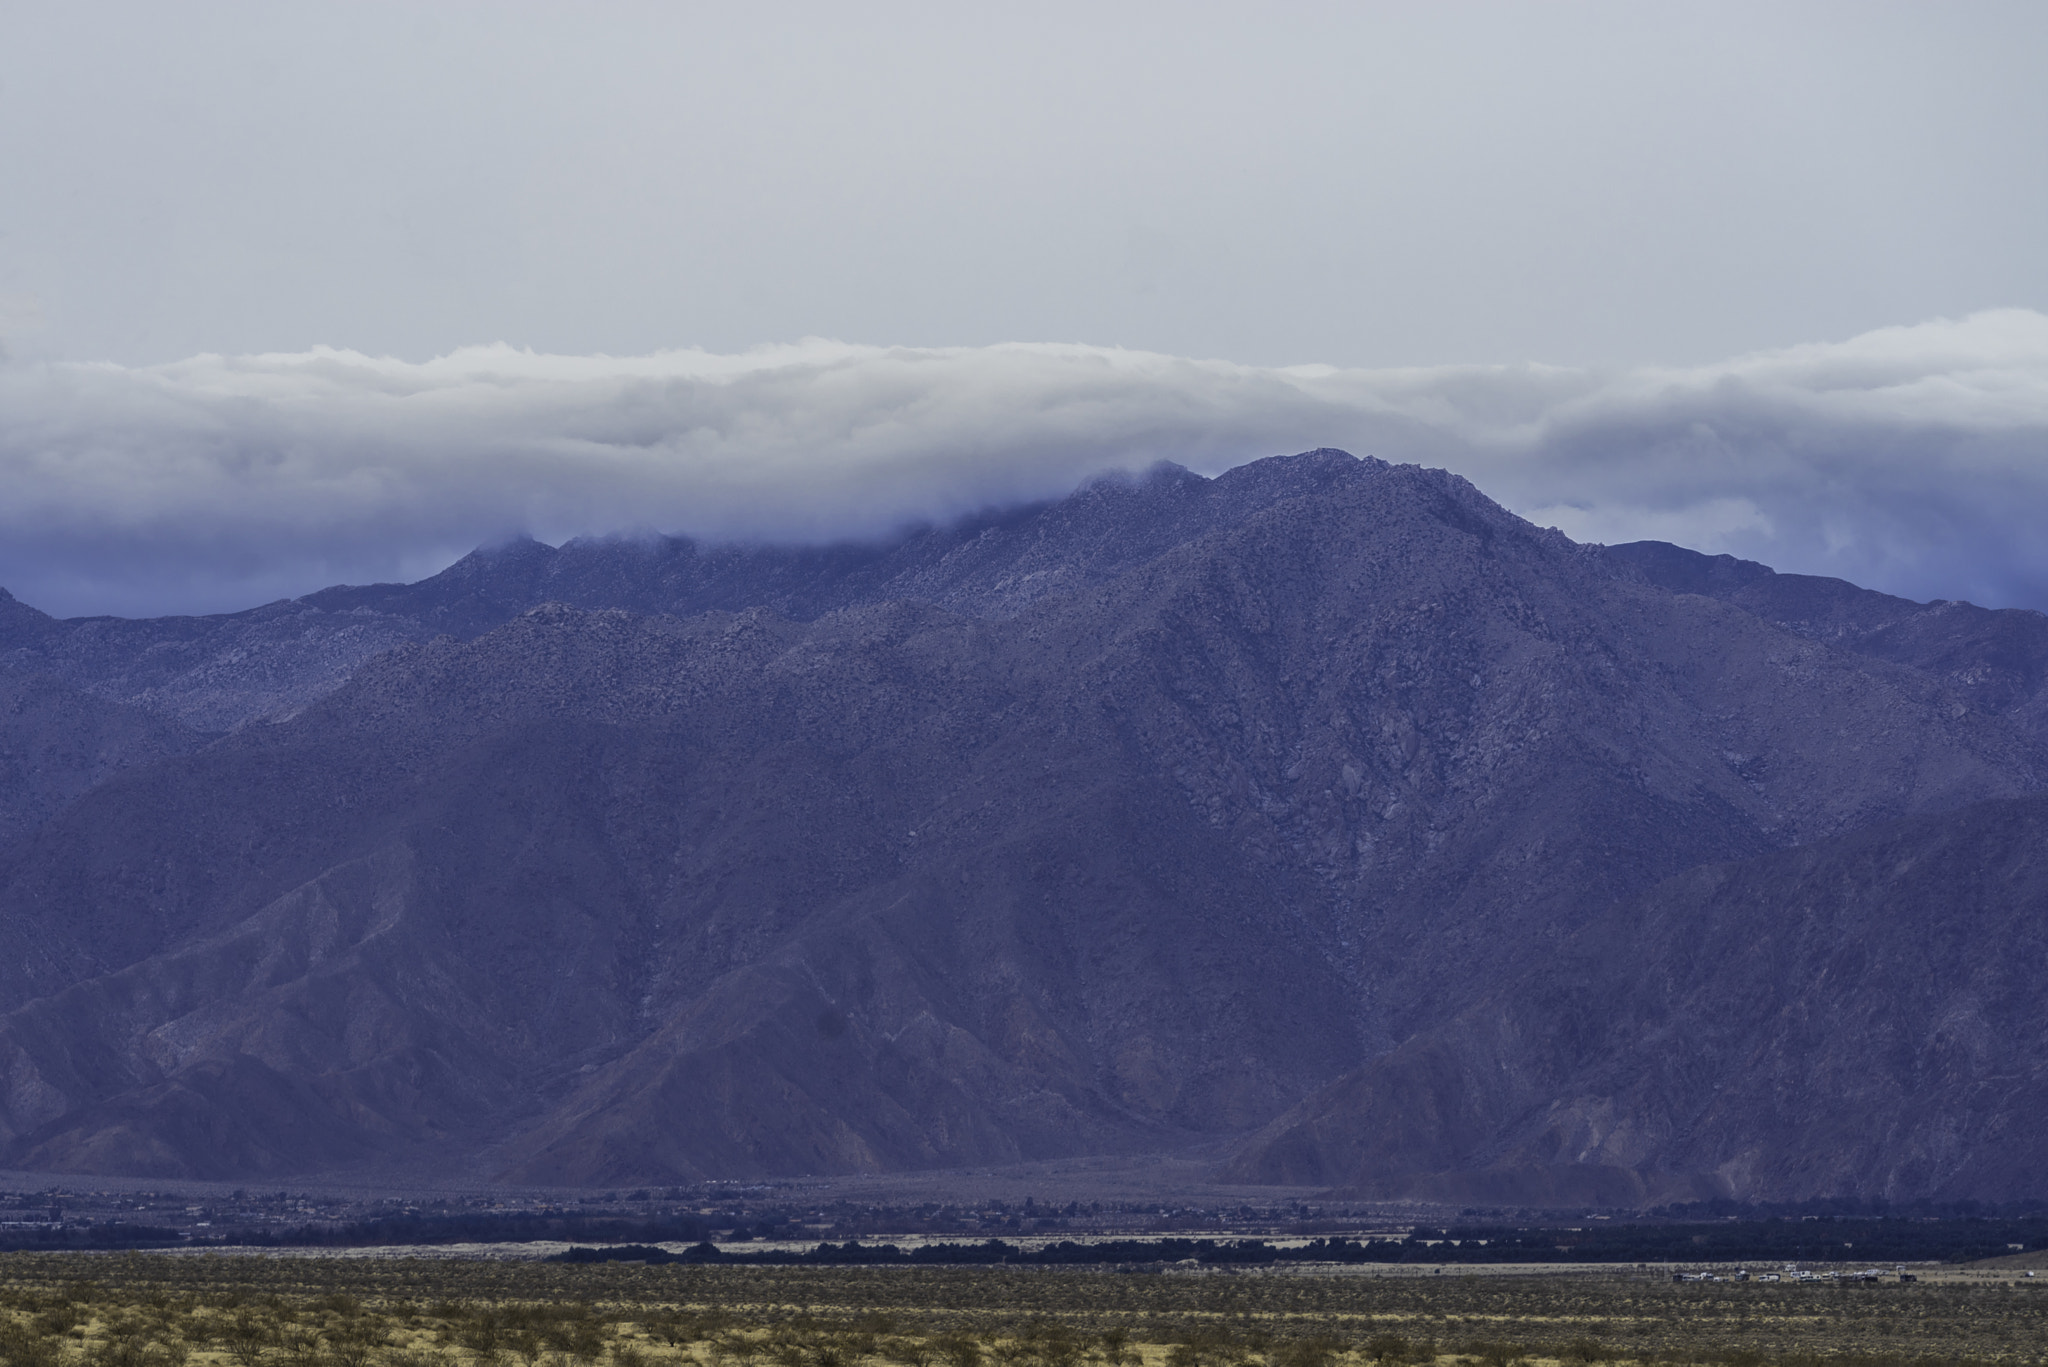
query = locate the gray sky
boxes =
[2,2,2047,619]
[5,1,2044,369]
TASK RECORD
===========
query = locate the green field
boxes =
[0,1254,2041,1367]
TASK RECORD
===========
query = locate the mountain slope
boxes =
[0,603,1360,1179]
[0,460,1342,733]
[1223,790,2048,1203]
[0,667,202,848]
[0,450,2042,1194]
[1606,540,2048,722]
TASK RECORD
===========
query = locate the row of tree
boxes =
[553,1219,2048,1268]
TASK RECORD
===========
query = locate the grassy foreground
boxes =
[0,1253,2040,1367]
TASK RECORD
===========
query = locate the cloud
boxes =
[3,310,2047,618]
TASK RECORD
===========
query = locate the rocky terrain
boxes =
[1225,789,2048,1204]
[0,449,2043,1201]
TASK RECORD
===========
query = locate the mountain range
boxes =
[1,448,2043,1202]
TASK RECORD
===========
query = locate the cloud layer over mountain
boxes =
[3,309,2046,618]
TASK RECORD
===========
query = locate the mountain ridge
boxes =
[0,449,2042,1200]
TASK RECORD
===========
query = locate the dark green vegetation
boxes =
[0,1253,2042,1367]
[13,1219,2048,1269]
[550,1219,2048,1268]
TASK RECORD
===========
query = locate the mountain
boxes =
[0,449,2042,1198]
[0,665,202,848]
[0,462,1397,733]
[1604,541,2048,723]
[1222,790,2048,1205]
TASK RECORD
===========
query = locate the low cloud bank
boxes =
[3,310,2046,618]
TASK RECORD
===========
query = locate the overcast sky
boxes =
[3,2,2047,617]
